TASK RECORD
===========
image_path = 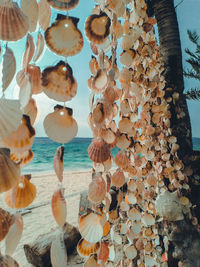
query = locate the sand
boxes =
[0,170,92,267]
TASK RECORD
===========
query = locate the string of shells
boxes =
[79,0,193,266]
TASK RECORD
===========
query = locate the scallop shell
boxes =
[38,0,51,31]
[0,208,13,242]
[50,231,68,267]
[85,13,111,44]
[92,69,109,94]
[0,99,22,140]
[77,239,100,257]
[114,150,129,169]
[141,213,155,227]
[103,221,110,237]
[124,245,137,259]
[21,0,38,32]
[0,255,19,267]
[5,175,36,209]
[33,32,45,63]
[42,61,77,102]
[118,117,134,135]
[24,98,38,125]
[10,149,34,167]
[45,15,83,57]
[53,146,64,183]
[128,207,141,221]
[88,175,106,204]
[111,168,125,188]
[84,254,99,267]
[43,105,78,143]
[47,0,79,10]
[0,115,35,154]
[79,211,103,243]
[5,214,23,256]
[0,1,29,41]
[116,133,131,150]
[98,242,109,262]
[100,128,116,145]
[88,139,110,163]
[51,188,67,227]
[0,148,20,193]
[2,47,16,92]
[17,71,32,108]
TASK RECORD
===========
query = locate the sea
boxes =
[22,137,200,174]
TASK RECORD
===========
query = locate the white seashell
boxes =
[17,72,32,108]
[144,255,159,267]
[132,222,141,234]
[120,223,128,235]
[2,47,16,92]
[108,245,115,262]
[141,213,155,227]
[110,226,122,245]
[124,245,137,259]
[0,99,22,140]
[5,214,23,256]
[128,207,141,221]
[50,231,67,267]
[120,201,130,212]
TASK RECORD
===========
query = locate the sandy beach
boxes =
[0,170,92,267]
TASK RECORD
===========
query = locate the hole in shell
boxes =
[60,111,65,116]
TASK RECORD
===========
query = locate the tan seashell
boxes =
[1,115,35,154]
[77,239,100,257]
[103,85,117,104]
[124,245,137,259]
[116,133,131,150]
[33,32,45,63]
[92,99,113,129]
[120,50,136,67]
[100,128,116,145]
[89,56,99,75]
[5,214,23,256]
[0,1,29,41]
[84,254,99,267]
[45,15,83,57]
[43,105,78,143]
[21,0,38,32]
[42,61,77,101]
[114,150,129,169]
[47,0,79,10]
[2,47,16,92]
[79,211,103,243]
[120,35,135,50]
[0,255,19,266]
[113,20,123,39]
[0,208,13,242]
[111,168,125,188]
[53,146,64,183]
[24,98,38,125]
[119,68,132,84]
[50,231,68,267]
[85,13,111,44]
[88,175,106,204]
[141,213,155,227]
[92,69,109,94]
[128,207,141,221]
[5,175,36,209]
[118,117,134,135]
[38,0,51,31]
[88,138,110,163]
[120,99,132,115]
[0,99,22,140]
[51,188,67,227]
[10,149,34,167]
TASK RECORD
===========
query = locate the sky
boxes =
[2,0,200,138]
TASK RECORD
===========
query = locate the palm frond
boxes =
[183,69,200,80]
[186,58,200,74]
[185,88,200,100]
[185,48,200,60]
[187,30,199,45]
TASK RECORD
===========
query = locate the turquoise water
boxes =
[22,137,200,174]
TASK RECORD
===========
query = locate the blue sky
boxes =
[2,0,200,138]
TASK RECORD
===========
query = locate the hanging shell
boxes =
[21,0,39,32]
[0,208,13,242]
[0,148,20,193]
[24,98,38,125]
[50,231,68,267]
[22,34,35,68]
[33,32,45,63]
[5,214,23,256]
[17,71,32,108]
[114,150,129,169]
[54,146,64,183]
[10,149,34,167]
[2,47,16,92]
[38,0,51,31]
[85,13,111,44]
[0,255,19,267]
[51,188,67,227]
[88,175,106,204]
[44,105,78,143]
[5,175,36,209]
[98,242,109,262]
[0,99,22,140]
[77,238,100,257]
[47,0,79,10]
[0,1,29,41]
[111,168,125,188]
[45,14,83,57]
[88,138,110,163]
[41,61,77,102]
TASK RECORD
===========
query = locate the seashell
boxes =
[0,208,13,242]
[100,128,116,145]
[109,209,120,224]
[141,213,155,227]
[103,86,117,104]
[103,221,110,237]
[92,100,112,129]
[88,175,106,204]
[84,254,99,267]
[24,98,38,125]
[45,15,83,57]
[120,35,135,50]
[53,146,64,183]
[120,99,132,115]
[124,245,137,259]
[89,56,99,75]
[114,150,129,169]
[47,0,79,10]
[21,0,39,32]
[0,255,19,267]
[0,1,29,41]
[26,65,42,94]
[5,214,23,256]
[120,50,136,67]
[10,149,34,167]
[119,68,132,84]
[144,255,159,267]
[118,117,133,135]
[135,239,144,251]
[132,221,142,234]
[113,20,123,39]
[1,115,35,154]
[108,245,115,262]
[42,61,77,102]
[111,169,125,188]
[0,99,22,140]
[79,211,103,243]
[17,71,32,108]
[125,192,137,205]
[92,69,109,94]
[128,207,141,221]
[50,231,68,267]
[88,139,110,163]
[38,0,51,31]
[5,175,36,209]
[116,133,131,150]
[98,242,109,262]
[2,47,16,92]
[144,241,153,253]
[110,225,122,244]
[0,148,20,193]
[103,155,113,172]
[77,239,100,257]
[33,32,45,63]
[120,201,129,212]
[44,105,78,143]
[51,188,67,227]
[85,13,111,44]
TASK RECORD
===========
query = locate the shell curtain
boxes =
[0,0,192,266]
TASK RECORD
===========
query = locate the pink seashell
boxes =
[88,175,106,204]
[88,139,110,163]
[111,168,125,188]
[114,150,129,169]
